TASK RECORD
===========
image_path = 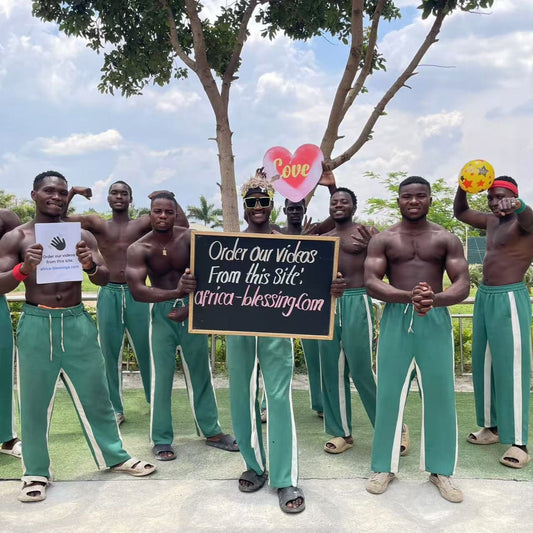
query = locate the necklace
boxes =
[155,239,170,256]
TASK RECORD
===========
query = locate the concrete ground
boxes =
[1,374,532,532]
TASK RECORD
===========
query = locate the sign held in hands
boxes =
[190,231,339,339]
[35,222,83,284]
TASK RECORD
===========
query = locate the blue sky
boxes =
[1,0,531,225]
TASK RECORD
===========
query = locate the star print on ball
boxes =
[458,160,495,193]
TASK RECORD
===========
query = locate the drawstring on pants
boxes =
[404,303,415,333]
[173,298,186,327]
[48,312,66,361]
[121,285,126,325]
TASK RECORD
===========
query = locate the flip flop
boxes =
[467,428,499,445]
[0,439,22,459]
[111,457,157,476]
[499,446,531,469]
[238,469,268,493]
[324,436,353,454]
[152,444,177,461]
[206,434,239,452]
[18,481,47,503]
[400,424,410,457]
[278,486,305,514]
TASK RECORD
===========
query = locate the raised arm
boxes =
[0,209,21,234]
[63,187,106,233]
[364,234,411,304]
[453,187,490,229]
[147,190,189,228]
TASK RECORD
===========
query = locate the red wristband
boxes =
[12,263,29,282]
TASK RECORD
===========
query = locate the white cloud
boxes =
[1,0,533,221]
[417,111,463,138]
[40,130,124,156]
[143,88,202,113]
[0,0,17,17]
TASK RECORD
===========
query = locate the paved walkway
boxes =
[2,374,532,532]
[1,477,532,532]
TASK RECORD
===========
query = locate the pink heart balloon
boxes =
[263,144,324,202]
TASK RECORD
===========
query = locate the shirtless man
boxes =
[365,176,469,503]
[454,176,533,469]
[126,192,237,461]
[0,208,22,459]
[319,188,378,454]
[66,181,188,425]
[0,171,156,502]
[223,173,344,513]
[261,171,337,420]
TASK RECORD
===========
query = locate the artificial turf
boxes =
[1,388,531,482]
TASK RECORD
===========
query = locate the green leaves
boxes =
[418,0,494,20]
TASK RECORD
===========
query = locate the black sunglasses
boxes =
[244,197,271,208]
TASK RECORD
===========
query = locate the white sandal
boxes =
[110,457,156,477]
[18,481,47,502]
[0,439,22,459]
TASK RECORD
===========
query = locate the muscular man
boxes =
[126,192,237,461]
[454,176,533,469]
[365,176,469,503]
[0,208,22,459]
[0,171,156,502]
[66,181,188,425]
[261,171,337,421]
[319,188,378,454]
[224,173,344,514]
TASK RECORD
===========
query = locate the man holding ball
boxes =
[454,174,533,469]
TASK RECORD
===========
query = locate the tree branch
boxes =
[320,0,364,161]
[329,8,447,170]
[158,0,197,72]
[221,0,260,107]
[340,0,387,120]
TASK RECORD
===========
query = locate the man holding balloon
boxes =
[454,165,533,469]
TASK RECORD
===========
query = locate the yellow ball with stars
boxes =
[458,160,495,193]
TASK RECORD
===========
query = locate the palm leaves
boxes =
[187,195,223,228]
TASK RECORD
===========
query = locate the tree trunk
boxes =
[215,114,240,232]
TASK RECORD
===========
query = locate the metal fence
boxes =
[6,292,485,376]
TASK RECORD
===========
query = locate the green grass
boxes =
[2,388,531,482]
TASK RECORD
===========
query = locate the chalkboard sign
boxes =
[189,231,339,339]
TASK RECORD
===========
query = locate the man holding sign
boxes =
[126,192,237,461]
[0,171,156,503]
[225,172,345,514]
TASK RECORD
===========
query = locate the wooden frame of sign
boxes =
[189,231,340,339]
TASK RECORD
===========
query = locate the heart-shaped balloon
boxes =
[262,144,324,202]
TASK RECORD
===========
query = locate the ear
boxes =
[429,197,433,207]
[31,190,36,201]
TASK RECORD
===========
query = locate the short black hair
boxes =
[399,175,431,194]
[109,180,132,196]
[284,198,306,207]
[332,187,357,210]
[151,192,177,208]
[33,170,67,191]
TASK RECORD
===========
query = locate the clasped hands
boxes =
[411,281,434,316]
